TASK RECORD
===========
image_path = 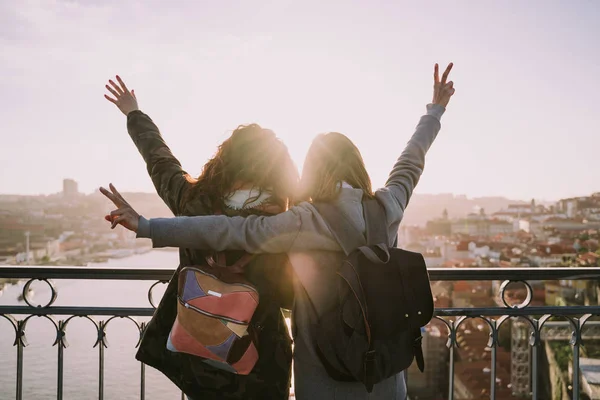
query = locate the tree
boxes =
[580,233,590,241]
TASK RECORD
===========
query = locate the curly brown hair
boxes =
[180,123,299,212]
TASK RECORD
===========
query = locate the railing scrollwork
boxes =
[1,266,600,400]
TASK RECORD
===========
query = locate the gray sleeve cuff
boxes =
[136,216,151,238]
[426,103,445,121]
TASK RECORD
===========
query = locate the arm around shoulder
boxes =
[139,202,341,253]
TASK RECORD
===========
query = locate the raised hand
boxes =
[432,63,456,108]
[104,76,139,116]
[99,183,140,232]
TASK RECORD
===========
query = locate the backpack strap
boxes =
[205,253,255,273]
[209,204,254,273]
[357,198,391,264]
[313,197,392,263]
[311,201,366,256]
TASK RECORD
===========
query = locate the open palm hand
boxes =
[104,76,139,116]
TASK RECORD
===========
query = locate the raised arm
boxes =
[105,76,190,215]
[384,63,456,211]
[126,110,190,215]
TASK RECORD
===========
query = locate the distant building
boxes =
[441,241,471,261]
[406,321,448,399]
[492,199,550,223]
[544,218,600,231]
[451,217,513,236]
[423,249,444,267]
[529,243,576,267]
[557,194,600,219]
[426,218,451,236]
[506,203,534,215]
[63,179,78,197]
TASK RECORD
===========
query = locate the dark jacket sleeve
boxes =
[127,110,191,215]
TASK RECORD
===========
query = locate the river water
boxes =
[0,250,183,400]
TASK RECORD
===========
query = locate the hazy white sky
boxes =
[1,0,598,201]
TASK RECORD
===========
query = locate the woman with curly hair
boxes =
[103,77,297,400]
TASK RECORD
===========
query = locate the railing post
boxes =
[571,317,582,400]
[15,319,26,400]
[99,342,104,400]
[530,327,538,400]
[138,321,147,400]
[535,314,555,400]
[57,343,64,400]
[489,319,497,400]
[56,320,67,400]
[572,343,580,400]
[16,337,24,400]
[447,319,457,400]
[140,362,145,400]
[96,320,108,400]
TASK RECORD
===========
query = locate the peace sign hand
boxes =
[104,76,139,116]
[432,63,456,108]
[100,183,140,232]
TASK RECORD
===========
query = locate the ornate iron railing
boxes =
[1,266,600,400]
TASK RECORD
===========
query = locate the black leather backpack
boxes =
[310,198,435,392]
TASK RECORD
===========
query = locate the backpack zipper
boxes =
[177,296,250,325]
[182,266,258,294]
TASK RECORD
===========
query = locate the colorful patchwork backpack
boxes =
[166,254,260,374]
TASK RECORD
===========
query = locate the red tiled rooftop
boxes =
[457,241,470,251]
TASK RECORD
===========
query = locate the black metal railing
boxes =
[1,266,600,400]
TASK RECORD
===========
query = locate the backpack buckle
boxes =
[365,350,376,361]
[364,350,377,393]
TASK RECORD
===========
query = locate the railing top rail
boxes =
[0,266,174,280]
[430,267,600,281]
[2,305,600,317]
[1,266,600,281]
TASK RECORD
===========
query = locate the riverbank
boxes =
[0,245,173,267]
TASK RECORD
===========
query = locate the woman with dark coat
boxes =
[103,77,297,400]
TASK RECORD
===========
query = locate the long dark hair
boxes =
[180,124,298,212]
[299,132,373,202]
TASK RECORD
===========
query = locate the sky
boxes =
[0,0,598,201]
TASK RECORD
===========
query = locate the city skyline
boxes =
[2,177,599,205]
[1,1,599,199]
